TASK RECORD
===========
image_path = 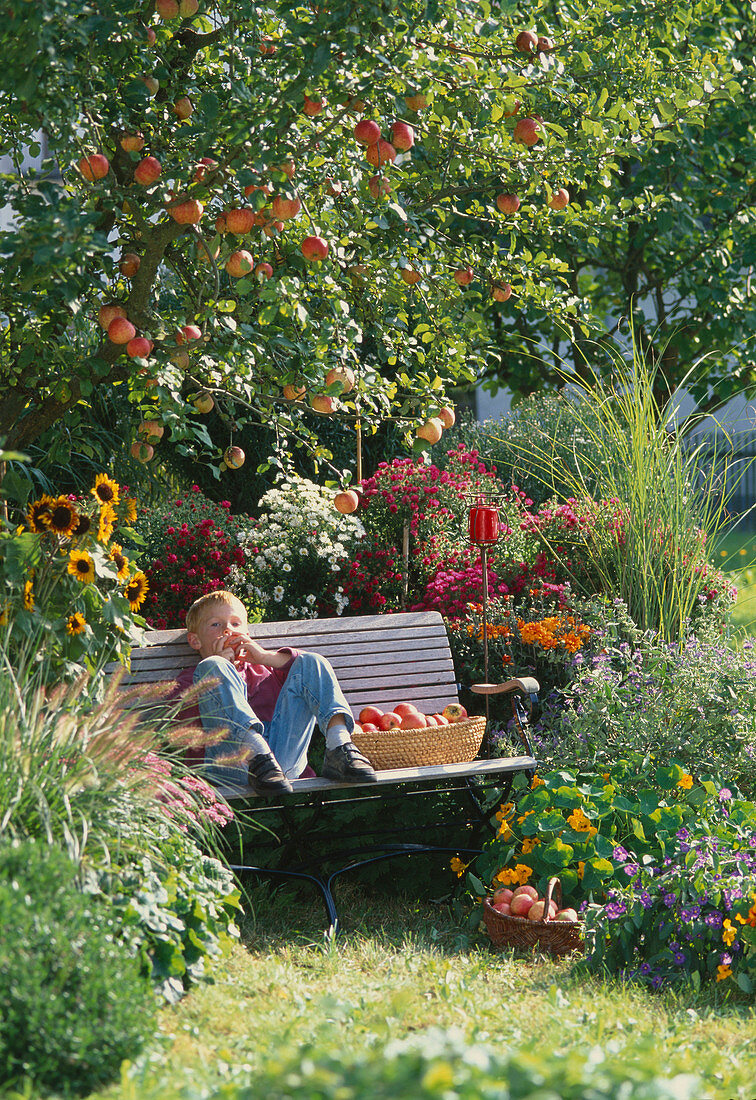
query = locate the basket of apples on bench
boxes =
[352,700,485,770]
[482,877,584,957]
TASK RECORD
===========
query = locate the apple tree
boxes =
[0,0,726,480]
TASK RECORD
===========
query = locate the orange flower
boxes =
[716,965,733,982]
[531,775,545,788]
[677,774,694,790]
[514,863,532,883]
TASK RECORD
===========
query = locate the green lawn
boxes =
[712,530,756,637]
[89,883,756,1100]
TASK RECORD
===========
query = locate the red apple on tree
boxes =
[168,198,204,224]
[334,490,359,514]
[224,207,256,234]
[310,394,336,414]
[176,324,202,344]
[515,30,538,54]
[514,117,542,146]
[255,262,273,280]
[437,406,456,429]
[133,156,162,185]
[120,132,145,152]
[119,253,141,278]
[271,194,301,220]
[353,118,381,146]
[453,266,474,286]
[283,383,306,400]
[301,235,329,261]
[366,140,396,167]
[537,36,555,52]
[401,266,422,285]
[548,187,570,210]
[391,121,415,151]
[225,250,254,277]
[78,154,109,181]
[368,174,391,199]
[491,281,512,302]
[192,391,214,413]
[173,96,194,119]
[416,418,443,445]
[98,304,126,330]
[496,193,520,214]
[127,336,153,358]
[156,0,179,17]
[303,94,324,116]
[194,157,219,183]
[139,420,164,443]
[224,446,245,469]
[404,92,428,111]
[179,0,199,14]
[108,317,136,345]
[325,366,355,392]
[130,440,154,463]
[142,76,159,96]
[271,159,296,179]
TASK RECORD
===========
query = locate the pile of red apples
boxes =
[490,884,578,923]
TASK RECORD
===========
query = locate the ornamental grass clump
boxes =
[229,474,366,619]
[493,334,740,640]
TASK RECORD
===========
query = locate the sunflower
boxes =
[22,580,34,610]
[43,496,81,537]
[109,543,130,580]
[124,571,149,611]
[123,497,138,524]
[26,495,54,532]
[65,611,87,636]
[67,549,95,584]
[91,473,120,507]
[98,504,116,543]
[72,513,92,537]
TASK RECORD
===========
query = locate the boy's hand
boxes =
[225,633,289,668]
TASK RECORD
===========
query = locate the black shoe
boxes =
[322,742,378,783]
[248,752,293,795]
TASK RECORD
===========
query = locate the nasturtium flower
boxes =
[44,496,80,537]
[26,494,54,532]
[577,861,585,880]
[531,775,545,788]
[677,773,694,790]
[65,612,87,636]
[514,863,532,883]
[450,857,469,878]
[91,473,120,507]
[716,965,733,982]
[124,571,149,611]
[521,836,539,854]
[722,919,736,946]
[67,550,95,584]
[22,580,34,610]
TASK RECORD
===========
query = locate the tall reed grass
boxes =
[497,333,741,640]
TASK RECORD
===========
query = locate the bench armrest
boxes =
[470,677,540,757]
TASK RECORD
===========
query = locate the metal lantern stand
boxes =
[468,502,501,727]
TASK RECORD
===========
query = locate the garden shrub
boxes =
[0,472,147,679]
[136,484,244,628]
[229,474,365,619]
[93,827,242,1003]
[466,754,755,920]
[535,630,756,799]
[0,837,155,1096]
[584,812,756,993]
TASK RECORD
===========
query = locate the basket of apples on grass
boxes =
[482,877,583,957]
[352,703,486,770]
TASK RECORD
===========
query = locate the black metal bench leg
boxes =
[230,863,341,937]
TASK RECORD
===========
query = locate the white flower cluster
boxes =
[227,474,365,620]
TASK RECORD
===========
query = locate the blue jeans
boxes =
[193,652,354,786]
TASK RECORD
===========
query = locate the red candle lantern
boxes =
[469,504,500,545]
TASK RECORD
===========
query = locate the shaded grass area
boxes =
[90,882,756,1100]
[712,530,756,637]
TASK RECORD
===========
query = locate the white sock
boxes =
[247,730,271,757]
[325,722,352,750]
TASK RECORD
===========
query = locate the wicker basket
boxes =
[482,877,584,957]
[352,715,486,770]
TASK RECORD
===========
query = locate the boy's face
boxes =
[187,600,248,660]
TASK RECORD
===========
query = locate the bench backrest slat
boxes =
[105,610,460,716]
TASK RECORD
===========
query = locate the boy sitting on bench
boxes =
[175,590,377,794]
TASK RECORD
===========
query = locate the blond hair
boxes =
[185,590,246,634]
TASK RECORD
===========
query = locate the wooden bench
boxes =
[110,610,539,933]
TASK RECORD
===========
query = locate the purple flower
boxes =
[672,950,686,966]
[613,845,630,862]
[639,962,653,976]
[623,862,641,877]
[650,974,664,990]
[640,891,653,909]
[680,905,701,922]
[676,828,690,841]
[606,900,627,920]
[663,892,677,908]
[718,788,732,802]
[721,952,733,966]
[705,911,723,927]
